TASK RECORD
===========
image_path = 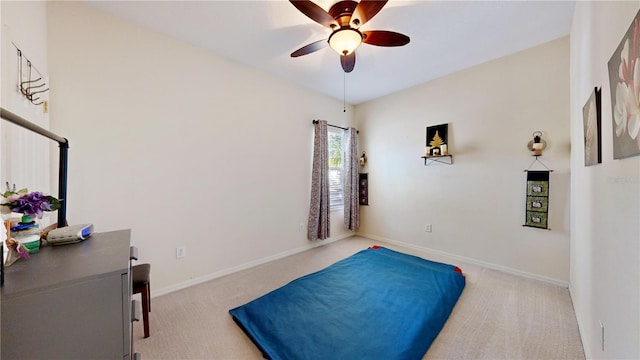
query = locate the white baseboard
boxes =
[153,230,568,298]
[357,232,569,288]
[152,233,355,297]
[568,284,591,359]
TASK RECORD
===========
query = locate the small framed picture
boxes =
[426,124,448,154]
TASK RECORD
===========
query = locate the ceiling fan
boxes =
[289,0,410,73]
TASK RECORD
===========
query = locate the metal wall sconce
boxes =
[359,151,367,167]
[527,131,547,156]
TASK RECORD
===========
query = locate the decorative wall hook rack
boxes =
[15,45,49,106]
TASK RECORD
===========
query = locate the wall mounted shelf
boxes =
[421,155,453,165]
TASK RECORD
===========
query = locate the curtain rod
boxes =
[312,120,359,134]
[0,106,68,227]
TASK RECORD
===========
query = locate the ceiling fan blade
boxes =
[350,0,388,28]
[291,39,328,57]
[340,52,355,73]
[290,0,338,29]
[362,30,410,47]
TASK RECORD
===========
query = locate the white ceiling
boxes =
[84,0,575,105]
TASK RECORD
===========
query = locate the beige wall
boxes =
[570,2,640,359]
[47,2,355,293]
[14,2,640,357]
[355,37,571,284]
[1,1,51,210]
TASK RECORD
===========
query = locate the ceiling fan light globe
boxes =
[328,28,362,56]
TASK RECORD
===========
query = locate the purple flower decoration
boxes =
[1,189,61,219]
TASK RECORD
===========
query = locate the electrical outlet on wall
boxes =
[600,320,605,352]
[425,224,432,233]
[176,246,186,259]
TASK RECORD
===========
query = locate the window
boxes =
[328,127,344,209]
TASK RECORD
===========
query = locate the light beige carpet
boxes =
[133,236,585,360]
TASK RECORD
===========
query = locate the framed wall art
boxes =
[607,8,640,159]
[359,173,368,206]
[582,87,602,166]
[524,170,550,230]
[426,123,448,156]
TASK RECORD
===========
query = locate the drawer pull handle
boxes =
[130,246,139,261]
[132,300,141,322]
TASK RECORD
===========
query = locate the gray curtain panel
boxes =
[343,128,359,231]
[308,120,330,240]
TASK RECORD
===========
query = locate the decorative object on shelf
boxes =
[527,131,547,156]
[3,238,30,266]
[2,185,62,258]
[583,87,602,166]
[607,7,640,160]
[440,144,448,155]
[1,185,61,219]
[359,151,367,167]
[426,123,448,156]
[4,238,30,265]
[422,123,452,165]
[4,220,30,266]
[4,216,41,256]
[523,171,551,230]
[359,173,368,206]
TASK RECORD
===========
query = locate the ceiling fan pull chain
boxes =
[343,71,346,113]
